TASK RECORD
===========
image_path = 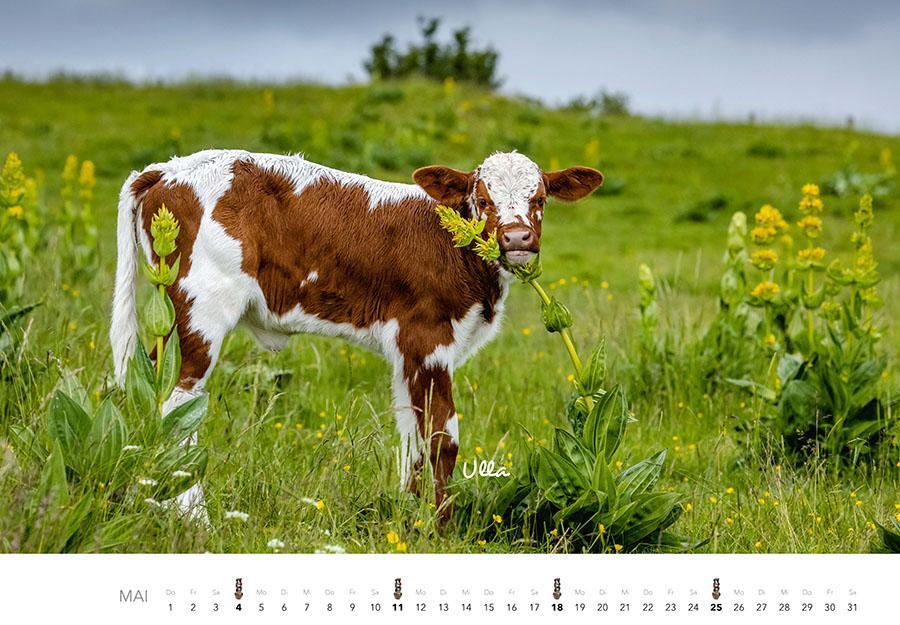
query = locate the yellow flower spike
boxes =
[750,249,778,270]
[750,280,780,301]
[801,183,820,197]
[796,215,823,238]
[797,246,826,263]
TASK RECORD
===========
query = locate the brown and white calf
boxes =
[110,149,602,519]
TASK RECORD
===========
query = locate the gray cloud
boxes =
[2,0,899,131]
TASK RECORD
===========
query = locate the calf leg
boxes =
[397,363,459,520]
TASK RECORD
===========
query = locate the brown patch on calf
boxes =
[138,177,211,389]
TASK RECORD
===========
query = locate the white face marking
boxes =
[474,152,542,226]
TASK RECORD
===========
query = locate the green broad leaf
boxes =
[157,332,181,402]
[7,425,46,466]
[599,499,641,531]
[591,455,618,510]
[553,428,595,473]
[57,368,92,414]
[533,447,588,505]
[878,521,900,554]
[553,490,602,525]
[47,390,92,471]
[778,379,819,431]
[131,339,156,387]
[725,377,777,402]
[582,385,627,458]
[620,491,682,545]
[615,450,667,501]
[145,289,175,337]
[86,400,127,480]
[776,353,804,387]
[579,339,607,395]
[153,446,208,501]
[40,439,70,509]
[0,301,40,327]
[126,354,157,418]
[160,394,208,442]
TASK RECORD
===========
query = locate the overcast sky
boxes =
[3,0,899,132]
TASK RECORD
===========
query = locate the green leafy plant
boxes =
[5,206,207,551]
[721,189,891,458]
[437,205,689,552]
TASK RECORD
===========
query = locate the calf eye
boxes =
[478,197,488,209]
[537,197,545,207]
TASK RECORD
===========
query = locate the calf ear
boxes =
[544,167,604,201]
[413,166,471,205]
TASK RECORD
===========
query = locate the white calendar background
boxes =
[0,554,894,623]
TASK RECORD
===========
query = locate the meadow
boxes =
[0,75,897,554]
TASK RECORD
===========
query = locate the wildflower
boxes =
[492,514,503,524]
[801,183,820,197]
[224,510,250,522]
[79,160,96,199]
[343,464,351,471]
[549,528,558,537]
[477,539,487,546]
[6,205,22,218]
[754,540,762,548]
[315,499,325,511]
[386,531,399,544]
[757,498,767,505]
[725,517,734,525]
[267,538,285,550]
[614,544,623,552]
[797,246,826,263]
[522,327,532,336]
[708,496,718,505]
[750,225,777,244]
[122,445,141,451]
[764,334,776,347]
[598,523,606,535]
[799,195,823,213]
[323,544,345,553]
[138,478,158,486]
[172,470,191,478]
[566,373,575,382]
[797,215,823,238]
[855,500,862,507]
[475,446,483,455]
[684,502,693,512]
[750,249,778,270]
[144,498,161,507]
[725,487,735,494]
[395,542,408,553]
[601,280,609,289]
[750,281,780,301]
[274,422,283,430]
[866,521,876,530]
[672,435,680,441]
[754,204,788,231]
[413,519,424,528]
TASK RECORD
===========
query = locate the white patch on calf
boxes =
[446,413,460,445]
[475,152,541,226]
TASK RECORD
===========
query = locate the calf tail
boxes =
[110,171,141,386]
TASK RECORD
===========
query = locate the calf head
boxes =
[414,152,604,266]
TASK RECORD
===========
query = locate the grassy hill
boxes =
[0,76,897,553]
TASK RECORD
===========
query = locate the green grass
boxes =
[0,76,897,553]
